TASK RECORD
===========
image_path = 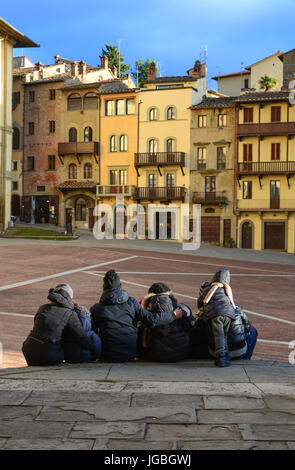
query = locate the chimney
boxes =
[188,60,204,78]
[78,60,87,79]
[35,61,44,80]
[111,65,117,78]
[54,54,61,64]
[147,61,157,81]
[100,55,109,70]
[71,61,78,77]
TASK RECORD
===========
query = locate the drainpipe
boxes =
[137,99,142,188]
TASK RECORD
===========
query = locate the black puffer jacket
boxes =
[27,289,92,350]
[227,306,251,358]
[142,294,192,363]
[90,288,177,362]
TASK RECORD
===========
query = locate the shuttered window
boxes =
[271,106,281,122]
[271,143,280,160]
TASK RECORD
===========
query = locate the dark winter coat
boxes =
[22,289,93,366]
[227,306,251,359]
[90,288,177,362]
[141,294,192,362]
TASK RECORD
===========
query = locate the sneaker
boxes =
[214,357,231,367]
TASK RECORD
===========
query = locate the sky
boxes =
[2,0,295,90]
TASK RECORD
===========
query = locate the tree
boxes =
[258,75,278,92]
[132,59,158,88]
[100,43,130,78]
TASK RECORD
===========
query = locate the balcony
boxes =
[237,198,295,211]
[134,152,185,167]
[96,185,135,197]
[237,122,295,137]
[192,191,229,206]
[237,161,295,175]
[58,142,99,162]
[134,186,186,202]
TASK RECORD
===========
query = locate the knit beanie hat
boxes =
[103,270,121,290]
[54,283,74,299]
[148,282,171,295]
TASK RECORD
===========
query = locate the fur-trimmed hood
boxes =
[141,291,172,310]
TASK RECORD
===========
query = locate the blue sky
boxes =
[2,0,295,89]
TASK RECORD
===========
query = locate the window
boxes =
[84,126,93,142]
[244,107,253,123]
[148,138,158,153]
[218,114,227,127]
[48,155,55,170]
[12,161,18,171]
[271,143,280,160]
[271,106,281,122]
[12,127,20,150]
[84,163,92,179]
[197,148,207,170]
[75,198,86,221]
[119,135,128,152]
[166,138,176,153]
[270,180,280,209]
[83,92,98,110]
[12,92,20,105]
[217,146,226,170]
[29,91,35,103]
[110,135,117,152]
[149,107,158,121]
[243,143,253,162]
[67,93,82,111]
[28,122,34,135]
[27,156,35,171]
[167,106,176,120]
[116,100,125,115]
[37,186,45,192]
[49,89,56,100]
[244,78,249,89]
[109,169,127,185]
[69,127,77,142]
[105,100,115,116]
[243,181,252,199]
[126,98,136,114]
[49,121,55,133]
[198,115,207,128]
[68,163,77,179]
[12,181,18,191]
[148,173,156,187]
[166,173,175,187]
[205,176,216,194]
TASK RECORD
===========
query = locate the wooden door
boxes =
[66,208,72,225]
[201,216,220,243]
[223,219,231,242]
[242,221,253,249]
[88,208,94,229]
[205,176,216,201]
[264,222,285,250]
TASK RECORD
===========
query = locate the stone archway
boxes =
[64,193,95,230]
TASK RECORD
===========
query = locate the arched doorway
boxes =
[242,221,253,249]
[11,194,20,217]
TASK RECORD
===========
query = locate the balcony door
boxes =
[270,180,280,209]
[242,143,253,171]
[147,173,156,198]
[205,176,216,201]
[166,173,176,198]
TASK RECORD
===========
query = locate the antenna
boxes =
[136,63,139,87]
[118,39,121,77]
[204,45,208,64]
[157,61,162,77]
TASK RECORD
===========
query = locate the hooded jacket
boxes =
[90,288,177,362]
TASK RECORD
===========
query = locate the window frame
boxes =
[242,181,252,199]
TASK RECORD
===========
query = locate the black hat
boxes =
[103,270,121,290]
[148,282,171,295]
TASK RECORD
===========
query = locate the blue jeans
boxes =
[239,326,258,360]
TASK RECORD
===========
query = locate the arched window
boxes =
[84,162,92,179]
[83,92,98,110]
[149,107,158,121]
[68,163,77,179]
[119,135,128,152]
[12,127,20,150]
[110,135,117,152]
[148,138,158,153]
[67,93,82,111]
[84,126,93,142]
[166,138,176,153]
[69,127,77,142]
[75,198,86,221]
[167,106,176,120]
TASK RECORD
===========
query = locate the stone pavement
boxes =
[0,359,295,450]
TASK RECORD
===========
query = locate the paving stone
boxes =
[131,393,204,409]
[176,440,289,450]
[0,391,31,405]
[239,424,295,441]
[145,424,241,441]
[108,363,249,383]
[1,438,95,450]
[0,364,111,381]
[203,395,265,410]
[0,379,125,392]
[70,421,145,439]
[197,410,295,425]
[255,383,295,397]
[0,439,7,449]
[94,439,175,450]
[23,391,131,407]
[244,366,295,383]
[0,419,74,438]
[287,442,295,450]
[0,405,41,420]
[124,382,262,397]
[264,395,295,412]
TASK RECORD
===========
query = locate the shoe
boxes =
[215,357,231,367]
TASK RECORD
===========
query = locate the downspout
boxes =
[234,105,239,247]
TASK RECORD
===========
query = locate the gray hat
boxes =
[55,283,74,299]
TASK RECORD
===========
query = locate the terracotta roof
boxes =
[190,96,235,109]
[245,51,283,69]
[234,91,289,103]
[211,71,250,80]
[56,180,98,190]
[278,48,295,61]
[62,79,136,94]
[23,74,71,85]
[144,76,198,84]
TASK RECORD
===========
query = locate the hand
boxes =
[173,307,183,319]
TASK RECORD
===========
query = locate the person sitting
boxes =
[90,270,183,363]
[62,306,102,363]
[22,284,95,366]
[139,282,195,362]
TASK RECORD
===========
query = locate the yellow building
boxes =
[135,61,207,240]
[235,91,295,253]
[190,96,236,246]
[0,18,37,230]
